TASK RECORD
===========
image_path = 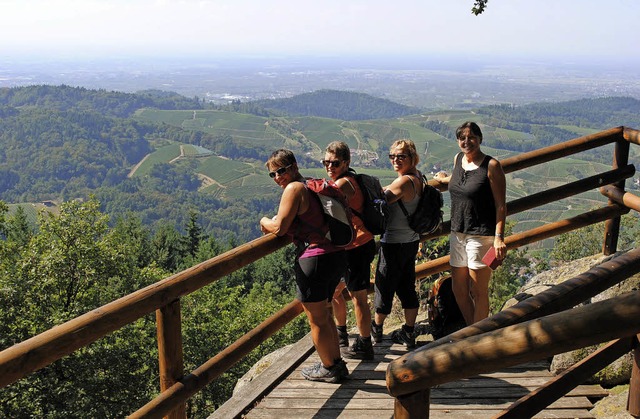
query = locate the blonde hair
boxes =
[390,139,419,165]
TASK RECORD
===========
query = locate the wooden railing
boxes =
[1,126,639,418]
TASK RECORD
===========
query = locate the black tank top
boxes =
[448,153,496,236]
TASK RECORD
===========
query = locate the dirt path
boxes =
[128,153,151,178]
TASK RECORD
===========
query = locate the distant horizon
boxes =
[3,50,640,73]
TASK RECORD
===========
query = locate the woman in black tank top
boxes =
[433,122,507,326]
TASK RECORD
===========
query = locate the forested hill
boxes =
[0,84,203,118]
[424,96,640,153]
[478,97,640,128]
[253,89,421,120]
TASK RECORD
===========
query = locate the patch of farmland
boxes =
[182,144,214,157]
[7,203,41,226]
[198,156,255,185]
[133,144,181,177]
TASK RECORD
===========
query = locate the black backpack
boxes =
[347,170,389,236]
[427,276,465,339]
[398,173,443,235]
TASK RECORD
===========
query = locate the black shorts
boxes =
[344,239,376,292]
[374,241,420,315]
[295,251,347,303]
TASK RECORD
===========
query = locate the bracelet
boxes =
[495,233,503,238]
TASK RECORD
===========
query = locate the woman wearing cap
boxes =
[433,121,507,325]
[260,149,348,383]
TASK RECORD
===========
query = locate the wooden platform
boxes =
[210,332,608,419]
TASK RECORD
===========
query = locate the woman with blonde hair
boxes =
[371,139,422,349]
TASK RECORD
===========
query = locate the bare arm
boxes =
[334,177,356,203]
[488,158,507,259]
[384,175,414,204]
[433,154,458,184]
[260,182,305,236]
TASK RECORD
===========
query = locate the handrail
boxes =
[0,233,290,388]
[130,300,304,418]
[387,290,640,394]
[2,126,640,418]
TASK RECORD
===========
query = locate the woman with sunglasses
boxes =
[260,149,349,383]
[322,141,377,360]
[371,139,422,349]
[433,121,507,325]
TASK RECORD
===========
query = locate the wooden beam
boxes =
[0,234,291,389]
[130,300,304,418]
[494,337,635,418]
[156,299,186,419]
[393,389,430,419]
[415,204,629,280]
[629,334,640,416]
[387,291,640,397]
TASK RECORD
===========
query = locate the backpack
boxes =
[304,178,355,247]
[427,276,465,339]
[398,173,443,235]
[348,170,389,235]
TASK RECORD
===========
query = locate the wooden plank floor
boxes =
[242,333,608,419]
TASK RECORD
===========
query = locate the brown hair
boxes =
[325,141,351,163]
[456,121,483,142]
[265,149,297,170]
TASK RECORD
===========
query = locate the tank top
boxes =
[342,174,374,249]
[382,175,420,244]
[449,153,496,236]
[287,183,341,258]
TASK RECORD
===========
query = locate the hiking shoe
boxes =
[342,336,374,360]
[371,321,383,344]
[335,358,349,378]
[391,327,416,349]
[337,327,349,347]
[301,362,342,383]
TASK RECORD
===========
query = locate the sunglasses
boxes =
[268,164,292,178]
[321,159,342,168]
[388,154,409,161]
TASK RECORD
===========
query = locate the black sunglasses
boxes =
[268,164,292,178]
[388,154,408,161]
[321,159,342,168]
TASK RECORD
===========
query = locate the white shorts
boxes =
[449,232,494,270]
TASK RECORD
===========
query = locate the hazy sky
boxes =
[0,0,638,61]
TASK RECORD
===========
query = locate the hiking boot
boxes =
[371,321,383,344]
[301,362,342,383]
[335,358,349,378]
[391,326,416,349]
[342,336,374,360]
[337,327,349,347]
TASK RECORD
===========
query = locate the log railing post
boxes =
[628,334,640,417]
[156,299,186,419]
[603,138,630,255]
[393,389,430,419]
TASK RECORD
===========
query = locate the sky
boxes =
[0,0,638,62]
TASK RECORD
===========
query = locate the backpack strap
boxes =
[397,172,423,218]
